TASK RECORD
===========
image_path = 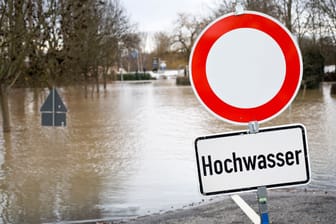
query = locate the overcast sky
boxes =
[122,0,218,33]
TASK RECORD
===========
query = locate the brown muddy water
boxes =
[0,80,335,223]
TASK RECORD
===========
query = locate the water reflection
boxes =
[0,81,335,223]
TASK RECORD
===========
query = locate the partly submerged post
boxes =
[40,88,67,127]
[257,186,269,224]
[331,83,336,95]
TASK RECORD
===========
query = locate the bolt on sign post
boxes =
[189,10,310,224]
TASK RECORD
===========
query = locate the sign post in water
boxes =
[189,10,310,224]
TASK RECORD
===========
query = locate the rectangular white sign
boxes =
[195,124,310,195]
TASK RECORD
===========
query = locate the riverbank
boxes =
[110,189,336,224]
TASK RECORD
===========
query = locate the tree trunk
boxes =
[95,69,99,94]
[286,0,293,32]
[103,72,107,90]
[84,72,88,98]
[0,85,11,132]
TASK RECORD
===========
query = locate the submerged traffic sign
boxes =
[195,124,310,195]
[40,88,67,127]
[189,11,303,125]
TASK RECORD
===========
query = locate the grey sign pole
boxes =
[257,186,269,224]
[248,121,270,224]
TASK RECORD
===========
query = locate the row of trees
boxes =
[151,0,335,76]
[0,0,139,132]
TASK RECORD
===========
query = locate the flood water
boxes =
[0,80,335,223]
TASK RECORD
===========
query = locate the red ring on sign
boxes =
[190,12,302,124]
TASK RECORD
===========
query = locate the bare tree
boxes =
[314,0,336,44]
[39,0,65,86]
[210,0,235,17]
[153,32,171,56]
[171,13,206,63]
[99,0,138,88]
[0,0,30,132]
[212,0,309,37]
[60,0,102,95]
[59,0,138,93]
[310,0,336,65]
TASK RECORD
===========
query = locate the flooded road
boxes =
[0,80,335,223]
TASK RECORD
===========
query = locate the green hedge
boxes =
[117,73,155,81]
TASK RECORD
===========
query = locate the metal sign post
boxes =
[248,121,269,224]
[257,186,269,224]
[190,2,308,224]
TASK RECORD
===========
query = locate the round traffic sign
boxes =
[189,11,303,125]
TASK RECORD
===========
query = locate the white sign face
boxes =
[195,124,310,195]
[206,28,286,109]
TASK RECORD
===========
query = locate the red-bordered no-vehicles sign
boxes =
[189,11,303,125]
